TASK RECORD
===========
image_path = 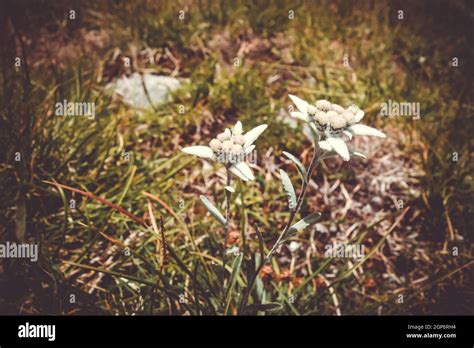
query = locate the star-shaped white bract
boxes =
[289,94,386,161]
[181,121,267,181]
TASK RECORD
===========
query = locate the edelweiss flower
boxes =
[181,121,267,181]
[289,94,386,161]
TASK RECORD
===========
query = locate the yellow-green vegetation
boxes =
[0,0,472,315]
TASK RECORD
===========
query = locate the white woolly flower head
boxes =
[181,121,267,181]
[288,94,387,162]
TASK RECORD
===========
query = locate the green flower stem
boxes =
[222,166,232,281]
[238,143,321,313]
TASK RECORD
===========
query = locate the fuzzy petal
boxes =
[350,150,366,159]
[289,94,308,114]
[233,121,243,135]
[230,162,255,181]
[181,146,215,159]
[322,149,366,160]
[354,110,365,122]
[244,144,255,155]
[318,140,333,152]
[243,124,267,147]
[326,136,350,161]
[349,124,386,138]
[343,130,353,140]
[290,111,310,122]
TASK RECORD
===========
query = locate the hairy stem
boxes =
[239,143,321,313]
[222,167,232,280]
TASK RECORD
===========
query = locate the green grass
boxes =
[0,0,473,315]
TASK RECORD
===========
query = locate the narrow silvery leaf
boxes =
[244,144,255,155]
[243,124,267,148]
[199,195,226,225]
[351,150,366,159]
[308,123,320,142]
[321,149,367,160]
[225,186,235,193]
[224,253,243,313]
[247,302,283,312]
[290,111,310,122]
[181,146,215,159]
[354,110,365,122]
[233,121,243,135]
[349,124,386,138]
[282,151,306,181]
[326,136,350,161]
[318,140,332,152]
[289,212,322,232]
[279,169,297,211]
[343,130,353,140]
[288,94,308,114]
[230,162,254,181]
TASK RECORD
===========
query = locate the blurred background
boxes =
[0,0,472,315]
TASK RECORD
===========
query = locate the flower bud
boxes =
[341,110,355,125]
[316,99,331,111]
[230,144,243,155]
[217,129,231,142]
[209,138,222,151]
[331,104,344,114]
[221,140,233,151]
[329,112,347,129]
[307,104,318,115]
[314,111,329,125]
[347,105,359,115]
[232,134,245,145]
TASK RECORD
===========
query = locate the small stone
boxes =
[209,138,222,151]
[227,231,241,246]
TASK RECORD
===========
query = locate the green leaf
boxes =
[309,123,320,142]
[279,169,297,211]
[255,225,265,267]
[247,302,283,312]
[282,151,307,181]
[199,195,226,225]
[224,253,243,314]
[289,212,322,232]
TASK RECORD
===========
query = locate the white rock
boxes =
[106,72,181,109]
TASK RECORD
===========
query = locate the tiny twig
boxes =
[44,180,147,227]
